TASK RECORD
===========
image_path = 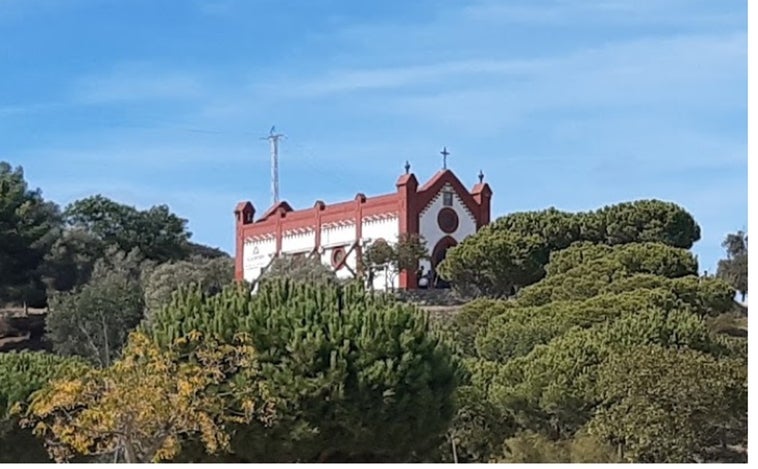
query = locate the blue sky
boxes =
[1,0,746,273]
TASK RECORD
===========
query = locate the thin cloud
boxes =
[72,63,206,104]
[460,0,743,27]
[267,31,743,101]
[270,59,544,98]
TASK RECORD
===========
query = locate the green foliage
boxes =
[362,234,430,290]
[439,200,700,298]
[497,431,619,463]
[444,384,512,463]
[432,199,740,463]
[493,200,701,250]
[392,233,429,273]
[0,352,88,419]
[363,238,394,267]
[259,254,338,286]
[546,241,698,278]
[0,161,62,306]
[592,199,701,249]
[0,352,88,463]
[46,249,148,367]
[493,207,581,254]
[486,307,725,441]
[445,298,516,357]
[499,431,570,463]
[716,230,747,301]
[63,195,190,264]
[440,359,514,463]
[588,345,747,463]
[39,227,104,293]
[184,241,229,259]
[475,306,564,362]
[2,165,210,305]
[437,228,545,298]
[518,256,733,316]
[146,279,460,462]
[143,256,233,316]
[476,288,698,362]
[602,274,734,316]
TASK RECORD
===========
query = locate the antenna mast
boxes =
[262,126,285,205]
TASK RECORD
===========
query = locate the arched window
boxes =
[437,208,459,234]
[331,246,347,269]
[431,236,458,289]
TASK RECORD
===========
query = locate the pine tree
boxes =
[145,279,461,462]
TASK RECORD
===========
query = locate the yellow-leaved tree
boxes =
[20,331,275,463]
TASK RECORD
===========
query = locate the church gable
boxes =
[418,183,477,223]
[415,169,482,219]
[417,183,478,251]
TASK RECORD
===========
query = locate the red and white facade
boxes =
[234,169,492,290]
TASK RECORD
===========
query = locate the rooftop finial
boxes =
[440,146,450,169]
[478,169,484,183]
[404,160,411,174]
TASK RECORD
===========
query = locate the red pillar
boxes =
[471,183,493,229]
[396,173,419,289]
[354,193,366,275]
[234,201,255,281]
[314,200,325,255]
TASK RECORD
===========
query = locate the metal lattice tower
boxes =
[262,126,285,205]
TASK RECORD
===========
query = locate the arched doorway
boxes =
[431,236,457,289]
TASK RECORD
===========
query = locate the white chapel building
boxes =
[234,162,492,290]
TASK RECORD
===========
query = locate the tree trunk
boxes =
[124,438,138,463]
[101,314,110,367]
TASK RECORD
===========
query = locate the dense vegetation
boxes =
[0,160,748,463]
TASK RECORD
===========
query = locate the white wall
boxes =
[418,184,477,276]
[321,223,355,247]
[320,246,359,280]
[281,228,315,253]
[243,215,405,290]
[362,216,398,244]
[318,223,358,281]
[362,215,400,290]
[243,237,277,283]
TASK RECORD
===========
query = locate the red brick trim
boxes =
[234,169,492,289]
[331,246,347,269]
[396,174,419,289]
[234,201,255,281]
[416,170,481,221]
[471,182,493,228]
[259,201,293,221]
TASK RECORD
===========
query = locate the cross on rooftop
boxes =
[440,146,450,169]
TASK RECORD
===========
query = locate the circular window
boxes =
[437,208,459,234]
[331,247,347,269]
